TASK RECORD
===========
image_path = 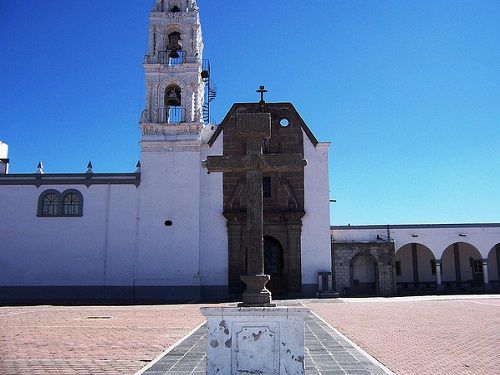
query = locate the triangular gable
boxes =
[208,102,319,147]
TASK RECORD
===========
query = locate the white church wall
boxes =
[0,184,137,287]
[103,185,140,286]
[199,137,228,293]
[301,136,331,289]
[136,149,202,289]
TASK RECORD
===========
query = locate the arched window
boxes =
[62,189,83,217]
[37,189,83,217]
[42,193,59,216]
[37,189,61,217]
[63,194,78,215]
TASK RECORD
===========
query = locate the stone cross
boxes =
[202,112,307,306]
[256,85,268,103]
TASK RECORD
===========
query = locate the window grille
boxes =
[42,193,59,216]
[63,193,80,216]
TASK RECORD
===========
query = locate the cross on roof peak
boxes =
[256,85,268,103]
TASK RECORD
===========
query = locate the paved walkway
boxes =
[140,313,391,375]
[306,295,500,375]
[0,304,210,375]
[1,295,499,374]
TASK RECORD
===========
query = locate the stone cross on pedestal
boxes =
[202,112,307,306]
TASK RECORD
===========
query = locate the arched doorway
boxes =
[441,242,483,289]
[264,236,284,295]
[350,253,378,296]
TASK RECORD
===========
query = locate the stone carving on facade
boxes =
[140,123,202,136]
[141,141,201,153]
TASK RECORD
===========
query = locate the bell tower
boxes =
[136,0,221,297]
[140,0,208,144]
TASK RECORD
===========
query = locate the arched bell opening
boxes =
[349,253,378,296]
[395,243,437,293]
[166,31,183,61]
[264,236,285,296]
[163,84,184,123]
[441,242,483,290]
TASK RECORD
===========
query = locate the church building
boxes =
[1,1,498,302]
[0,0,331,302]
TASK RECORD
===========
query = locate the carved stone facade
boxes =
[210,103,319,296]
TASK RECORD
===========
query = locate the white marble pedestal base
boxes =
[200,307,309,375]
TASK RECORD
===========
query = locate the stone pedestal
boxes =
[239,274,275,307]
[316,271,339,298]
[201,307,309,375]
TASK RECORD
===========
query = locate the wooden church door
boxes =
[264,236,284,295]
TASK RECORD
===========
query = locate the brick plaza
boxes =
[1,295,498,374]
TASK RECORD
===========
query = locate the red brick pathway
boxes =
[0,304,210,375]
[1,297,499,374]
[307,296,500,375]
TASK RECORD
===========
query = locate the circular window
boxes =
[279,118,289,127]
[164,220,173,227]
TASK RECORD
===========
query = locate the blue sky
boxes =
[1,0,499,225]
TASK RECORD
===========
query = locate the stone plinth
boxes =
[201,307,309,375]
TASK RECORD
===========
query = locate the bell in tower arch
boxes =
[165,85,181,107]
[167,31,182,58]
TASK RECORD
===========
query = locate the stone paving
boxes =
[1,295,499,374]
[305,295,500,375]
[0,304,210,375]
[140,314,390,375]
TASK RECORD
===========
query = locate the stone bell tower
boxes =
[140,0,207,144]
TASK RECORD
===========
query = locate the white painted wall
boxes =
[302,136,331,285]
[199,136,228,287]
[136,147,202,287]
[0,184,138,286]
